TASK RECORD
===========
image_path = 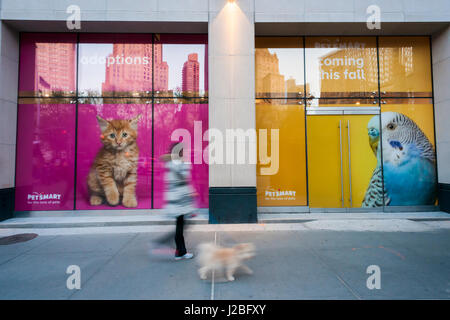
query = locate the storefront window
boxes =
[379,37,432,98]
[19,33,77,98]
[256,36,436,210]
[305,37,378,99]
[78,34,153,97]
[15,99,76,211]
[154,34,208,98]
[255,37,305,99]
[16,33,209,211]
[153,99,209,209]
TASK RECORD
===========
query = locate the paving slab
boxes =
[0,250,112,300]
[27,233,135,255]
[212,231,357,300]
[69,231,215,300]
[0,235,57,264]
[296,231,450,299]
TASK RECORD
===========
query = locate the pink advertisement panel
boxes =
[153,102,209,209]
[15,102,76,211]
[19,33,77,97]
[75,103,152,210]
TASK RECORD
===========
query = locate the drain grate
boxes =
[0,233,38,245]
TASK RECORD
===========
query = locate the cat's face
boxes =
[97,115,141,151]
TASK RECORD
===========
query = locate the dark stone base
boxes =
[438,183,450,213]
[209,187,257,224]
[0,188,15,222]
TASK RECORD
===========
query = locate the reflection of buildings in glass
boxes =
[255,49,285,97]
[255,48,303,98]
[286,77,305,95]
[154,44,169,92]
[379,45,421,94]
[318,47,378,98]
[102,44,168,95]
[35,43,76,95]
[182,53,200,95]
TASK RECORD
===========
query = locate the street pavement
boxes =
[0,216,449,300]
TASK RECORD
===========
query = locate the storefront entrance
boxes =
[255,36,438,213]
[306,107,380,211]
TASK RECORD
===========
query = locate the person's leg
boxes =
[174,214,187,257]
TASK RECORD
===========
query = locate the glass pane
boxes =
[256,99,307,206]
[75,101,152,209]
[305,37,378,99]
[78,34,153,97]
[19,33,77,97]
[15,99,76,210]
[255,37,304,99]
[153,100,209,209]
[378,98,437,206]
[379,37,432,97]
[154,34,208,98]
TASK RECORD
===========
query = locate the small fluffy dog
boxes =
[197,242,255,281]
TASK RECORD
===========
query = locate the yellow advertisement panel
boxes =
[256,100,307,206]
[379,37,432,97]
[255,37,304,99]
[305,37,378,99]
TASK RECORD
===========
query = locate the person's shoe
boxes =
[175,253,194,260]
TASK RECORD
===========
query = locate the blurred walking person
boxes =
[152,141,195,260]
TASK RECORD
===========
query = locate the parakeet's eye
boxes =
[387,123,396,130]
[109,133,116,138]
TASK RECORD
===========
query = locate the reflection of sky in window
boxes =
[266,48,342,95]
[79,44,113,93]
[163,44,205,92]
[268,49,303,85]
[78,43,206,94]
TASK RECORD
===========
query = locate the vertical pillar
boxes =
[208,0,257,223]
[0,21,19,221]
[432,25,450,213]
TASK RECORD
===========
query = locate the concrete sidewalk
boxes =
[0,214,449,299]
[1,210,448,232]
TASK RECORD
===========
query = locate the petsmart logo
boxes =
[28,192,61,202]
[265,189,296,198]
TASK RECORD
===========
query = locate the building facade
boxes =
[0,0,449,222]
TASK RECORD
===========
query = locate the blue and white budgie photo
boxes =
[362,112,437,207]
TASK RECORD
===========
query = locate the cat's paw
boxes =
[89,195,103,206]
[122,195,137,208]
[105,190,120,206]
[227,276,235,281]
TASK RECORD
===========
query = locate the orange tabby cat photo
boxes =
[87,114,141,207]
